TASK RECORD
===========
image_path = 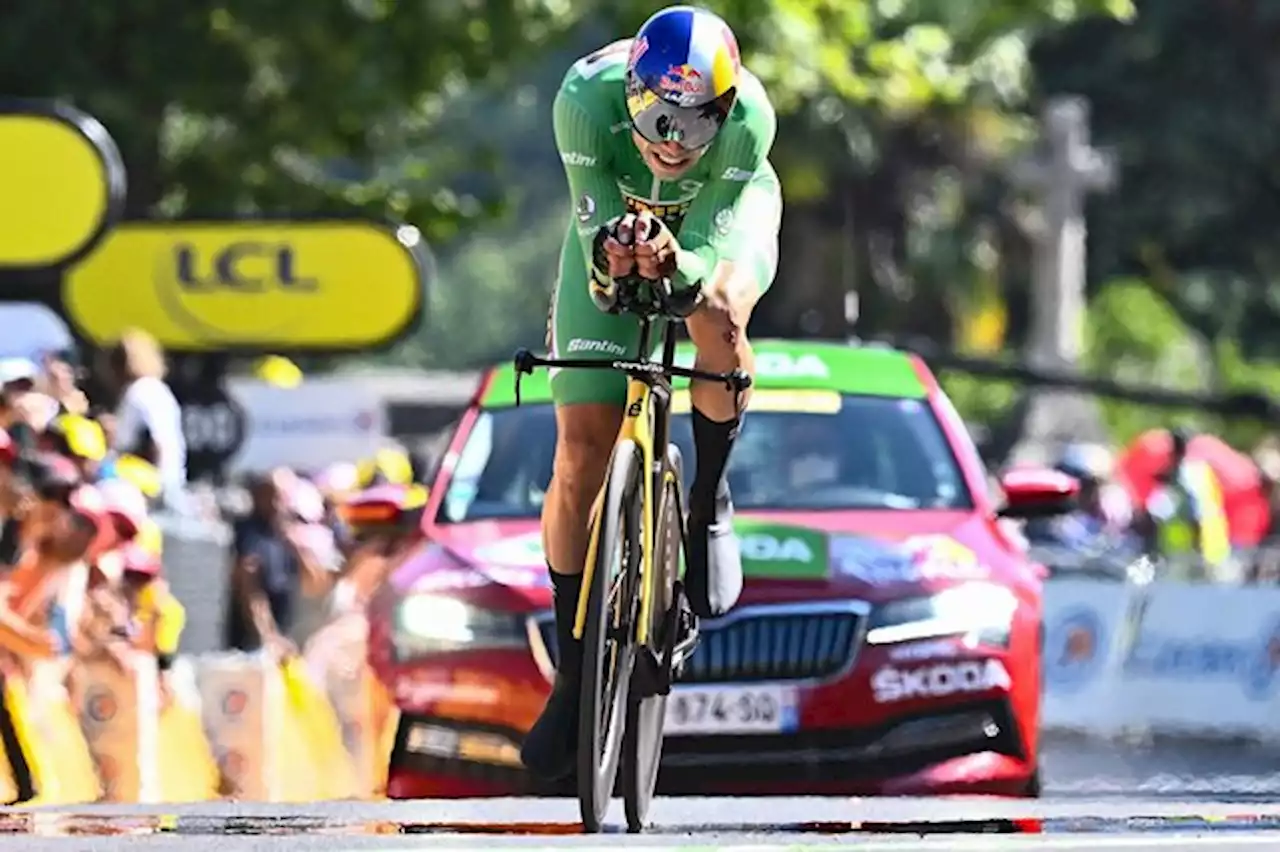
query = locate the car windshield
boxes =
[438,393,973,523]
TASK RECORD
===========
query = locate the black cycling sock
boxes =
[550,568,583,683]
[689,407,740,526]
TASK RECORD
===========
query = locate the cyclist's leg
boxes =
[683,165,782,618]
[522,225,641,780]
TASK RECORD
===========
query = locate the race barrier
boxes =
[1042,578,1280,739]
[0,623,397,805]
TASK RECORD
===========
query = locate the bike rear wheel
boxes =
[622,446,684,832]
[577,440,643,832]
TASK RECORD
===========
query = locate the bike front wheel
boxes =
[577,439,643,833]
[622,446,684,832]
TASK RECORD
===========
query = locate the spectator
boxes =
[337,482,427,610]
[38,350,89,417]
[42,414,107,482]
[118,523,186,689]
[223,469,326,659]
[0,430,27,565]
[1144,427,1231,576]
[356,448,414,489]
[1250,440,1280,581]
[102,329,186,504]
[0,358,59,469]
[1028,443,1135,547]
[0,457,101,664]
[72,480,147,671]
[283,476,350,646]
[312,463,360,560]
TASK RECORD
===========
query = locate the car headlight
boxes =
[865,582,1019,647]
[392,594,527,660]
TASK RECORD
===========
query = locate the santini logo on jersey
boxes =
[567,338,627,356]
[721,167,753,181]
[561,151,597,168]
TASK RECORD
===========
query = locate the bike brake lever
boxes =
[513,348,536,407]
[513,348,536,374]
[727,368,753,411]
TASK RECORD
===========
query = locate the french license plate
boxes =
[663,684,798,736]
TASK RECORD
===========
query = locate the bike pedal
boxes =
[671,625,700,670]
[666,586,700,675]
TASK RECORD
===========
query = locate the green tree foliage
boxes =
[1084,278,1210,443]
[0,0,582,240]
[687,0,1134,345]
[939,276,1280,452]
[604,0,1131,116]
[1032,0,1280,358]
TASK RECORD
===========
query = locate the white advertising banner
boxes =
[225,378,388,475]
[1041,579,1136,736]
[1116,581,1280,737]
[1043,579,1280,740]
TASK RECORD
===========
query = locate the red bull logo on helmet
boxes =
[660,63,707,97]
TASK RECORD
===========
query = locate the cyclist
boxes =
[522,4,782,781]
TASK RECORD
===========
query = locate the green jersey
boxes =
[553,39,781,289]
[545,39,783,408]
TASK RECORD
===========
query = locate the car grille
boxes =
[534,602,867,684]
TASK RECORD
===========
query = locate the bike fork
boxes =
[631,474,702,700]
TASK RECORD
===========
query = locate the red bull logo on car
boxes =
[660,63,707,97]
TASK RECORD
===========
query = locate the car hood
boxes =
[389,509,1022,611]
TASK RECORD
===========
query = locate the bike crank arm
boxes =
[670,616,700,669]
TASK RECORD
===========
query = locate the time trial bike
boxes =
[512,276,750,832]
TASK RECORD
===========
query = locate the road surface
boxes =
[7,733,1280,850]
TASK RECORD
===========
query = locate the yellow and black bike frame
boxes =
[572,315,680,648]
[511,290,746,655]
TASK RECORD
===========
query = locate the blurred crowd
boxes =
[0,327,430,703]
[1024,427,1280,583]
[220,449,428,664]
[0,330,188,688]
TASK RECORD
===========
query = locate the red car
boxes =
[369,340,1077,798]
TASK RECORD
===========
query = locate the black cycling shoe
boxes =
[684,478,743,619]
[520,672,581,781]
[524,568,584,781]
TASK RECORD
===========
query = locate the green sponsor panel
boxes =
[481,339,926,408]
[729,519,830,580]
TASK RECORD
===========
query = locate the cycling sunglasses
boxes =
[627,84,735,151]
